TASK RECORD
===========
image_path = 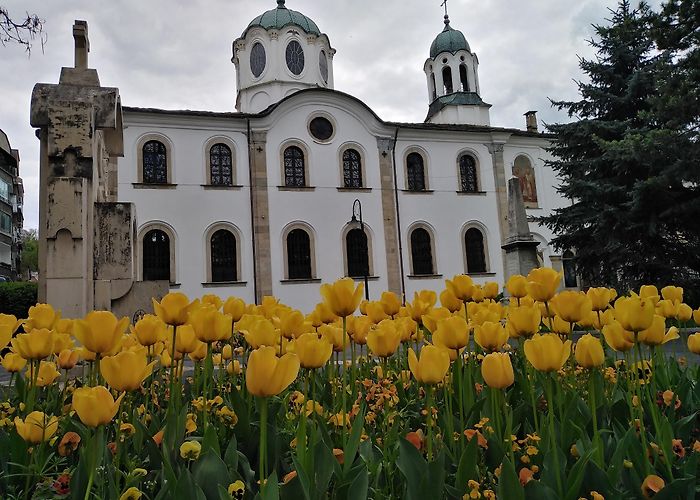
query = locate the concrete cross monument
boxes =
[30,20,167,318]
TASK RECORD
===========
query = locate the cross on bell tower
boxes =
[73,20,89,70]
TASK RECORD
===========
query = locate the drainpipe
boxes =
[246,119,259,304]
[391,127,406,304]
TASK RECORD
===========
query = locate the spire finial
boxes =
[441,0,450,25]
[277,0,286,8]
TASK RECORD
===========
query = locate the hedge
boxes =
[0,282,38,318]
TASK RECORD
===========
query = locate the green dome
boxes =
[246,0,321,36]
[430,16,470,58]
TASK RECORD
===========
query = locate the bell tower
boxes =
[423,3,491,125]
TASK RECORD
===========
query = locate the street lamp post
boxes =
[348,198,370,300]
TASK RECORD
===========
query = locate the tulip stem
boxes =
[545,374,563,496]
[426,385,433,461]
[259,396,269,491]
[341,316,348,449]
[169,325,178,410]
[588,370,604,468]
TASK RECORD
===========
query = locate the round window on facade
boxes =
[286,40,305,75]
[309,116,334,142]
[319,50,328,83]
[250,42,266,78]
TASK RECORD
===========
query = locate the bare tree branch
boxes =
[0,7,46,54]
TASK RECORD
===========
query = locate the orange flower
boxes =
[464,429,488,449]
[641,475,665,498]
[333,448,345,465]
[152,430,164,446]
[405,431,424,451]
[283,470,298,484]
[519,467,534,486]
[57,431,81,456]
[672,439,685,459]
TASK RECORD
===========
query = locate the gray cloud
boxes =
[0,0,634,230]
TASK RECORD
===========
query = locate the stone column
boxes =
[376,137,401,296]
[248,130,273,302]
[502,178,540,280]
[486,137,510,275]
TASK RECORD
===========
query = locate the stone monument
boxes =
[502,176,540,279]
[31,20,167,318]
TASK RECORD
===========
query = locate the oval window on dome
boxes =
[319,50,328,83]
[309,116,334,142]
[286,40,305,75]
[250,42,266,78]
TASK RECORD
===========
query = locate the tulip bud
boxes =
[57,349,79,370]
[574,334,604,368]
[481,352,514,389]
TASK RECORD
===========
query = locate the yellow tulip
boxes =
[366,320,402,358]
[11,328,55,360]
[481,352,514,388]
[223,297,246,322]
[364,301,389,324]
[396,316,417,342]
[538,300,556,319]
[57,349,79,370]
[52,333,74,354]
[319,324,348,352]
[350,315,372,345]
[586,287,614,312]
[131,315,168,347]
[294,332,333,369]
[471,285,485,303]
[320,278,364,318]
[188,305,232,343]
[506,304,541,338]
[483,282,500,300]
[602,321,635,352]
[474,321,508,352]
[446,275,474,301]
[421,307,452,334]
[471,302,501,326]
[506,275,528,299]
[407,344,450,384]
[120,487,143,500]
[24,304,61,331]
[525,268,561,303]
[406,291,437,323]
[545,315,572,336]
[278,309,309,339]
[245,346,300,397]
[72,385,125,427]
[614,295,655,332]
[14,411,59,443]
[693,308,700,325]
[152,292,195,326]
[439,288,462,313]
[173,324,200,354]
[227,359,242,375]
[655,299,678,319]
[524,333,571,372]
[638,315,679,346]
[676,303,692,322]
[587,308,615,331]
[639,285,660,305]
[0,313,20,351]
[241,317,278,349]
[188,341,208,361]
[660,285,683,304]
[101,349,157,391]
[380,291,401,317]
[687,333,700,354]
[551,291,592,324]
[1,352,27,372]
[73,311,128,355]
[33,361,61,387]
[574,334,604,368]
[201,294,223,310]
[432,316,469,350]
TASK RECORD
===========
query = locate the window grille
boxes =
[143,229,170,281]
[211,229,236,282]
[342,149,362,188]
[346,228,369,277]
[411,228,434,275]
[287,229,312,279]
[143,141,167,184]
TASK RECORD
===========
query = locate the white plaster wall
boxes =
[118,114,256,303]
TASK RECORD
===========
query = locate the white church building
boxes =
[116,0,572,311]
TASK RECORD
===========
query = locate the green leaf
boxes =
[343,407,366,477]
[564,449,593,500]
[175,469,204,500]
[654,476,695,500]
[607,426,635,484]
[261,471,279,500]
[396,437,427,500]
[313,439,335,496]
[346,463,368,500]
[193,450,231,500]
[497,456,525,500]
[455,432,479,494]
[224,434,239,472]
[524,481,559,500]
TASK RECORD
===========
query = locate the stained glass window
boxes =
[284,146,305,187]
[406,152,425,191]
[459,154,478,192]
[286,40,305,75]
[250,42,266,77]
[343,149,362,188]
[143,140,167,184]
[210,143,233,186]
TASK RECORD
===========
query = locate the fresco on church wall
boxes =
[513,155,538,205]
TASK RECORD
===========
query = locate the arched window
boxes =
[563,250,577,288]
[459,154,478,192]
[143,229,170,281]
[430,72,437,100]
[143,140,167,184]
[465,228,487,273]
[410,228,434,275]
[284,146,305,187]
[210,229,237,282]
[287,228,312,279]
[406,152,426,191]
[459,64,469,92]
[210,143,233,186]
[346,228,369,277]
[442,66,453,94]
[342,149,362,188]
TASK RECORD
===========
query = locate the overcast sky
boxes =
[1,0,637,230]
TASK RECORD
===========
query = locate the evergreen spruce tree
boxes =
[540,0,700,300]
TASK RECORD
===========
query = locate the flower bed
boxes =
[0,269,698,499]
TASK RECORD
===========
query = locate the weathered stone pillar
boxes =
[486,136,510,275]
[248,130,273,302]
[376,137,401,296]
[502,178,540,280]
